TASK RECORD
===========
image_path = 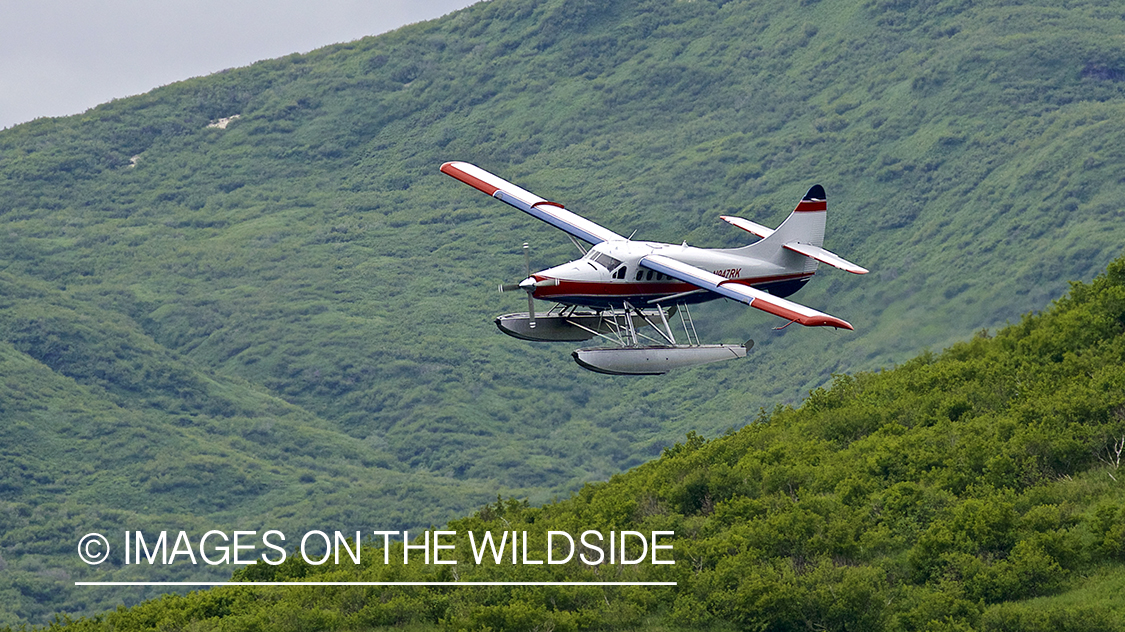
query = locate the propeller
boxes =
[499,243,531,293]
[497,243,537,328]
[522,243,536,328]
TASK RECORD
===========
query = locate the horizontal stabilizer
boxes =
[783,242,868,274]
[441,161,625,245]
[720,215,775,239]
[641,254,853,330]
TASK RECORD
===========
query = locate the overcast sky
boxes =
[0,0,480,130]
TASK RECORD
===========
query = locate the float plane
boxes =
[441,161,868,375]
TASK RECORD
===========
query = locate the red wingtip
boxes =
[803,315,854,330]
[440,161,499,196]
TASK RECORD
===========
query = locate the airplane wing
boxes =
[441,161,626,245]
[641,253,854,330]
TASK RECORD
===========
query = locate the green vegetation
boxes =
[2,0,1125,624]
[36,255,1125,631]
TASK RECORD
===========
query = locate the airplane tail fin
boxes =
[721,185,868,275]
[722,186,826,270]
[765,184,827,248]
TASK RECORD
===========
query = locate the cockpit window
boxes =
[588,251,622,271]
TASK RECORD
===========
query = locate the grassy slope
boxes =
[0,272,498,625]
[2,0,1125,623]
[36,256,1125,631]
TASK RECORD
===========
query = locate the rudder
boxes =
[769,184,826,248]
[725,185,827,262]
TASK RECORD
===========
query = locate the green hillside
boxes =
[0,272,502,624]
[2,0,1125,624]
[36,253,1125,632]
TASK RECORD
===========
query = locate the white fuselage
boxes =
[528,240,816,309]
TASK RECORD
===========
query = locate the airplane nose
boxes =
[520,276,560,290]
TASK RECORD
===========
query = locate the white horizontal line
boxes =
[76,581,676,587]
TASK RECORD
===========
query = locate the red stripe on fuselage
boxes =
[531,272,814,300]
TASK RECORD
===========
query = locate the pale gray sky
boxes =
[0,0,480,129]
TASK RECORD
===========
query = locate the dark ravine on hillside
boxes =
[2,0,1125,624]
